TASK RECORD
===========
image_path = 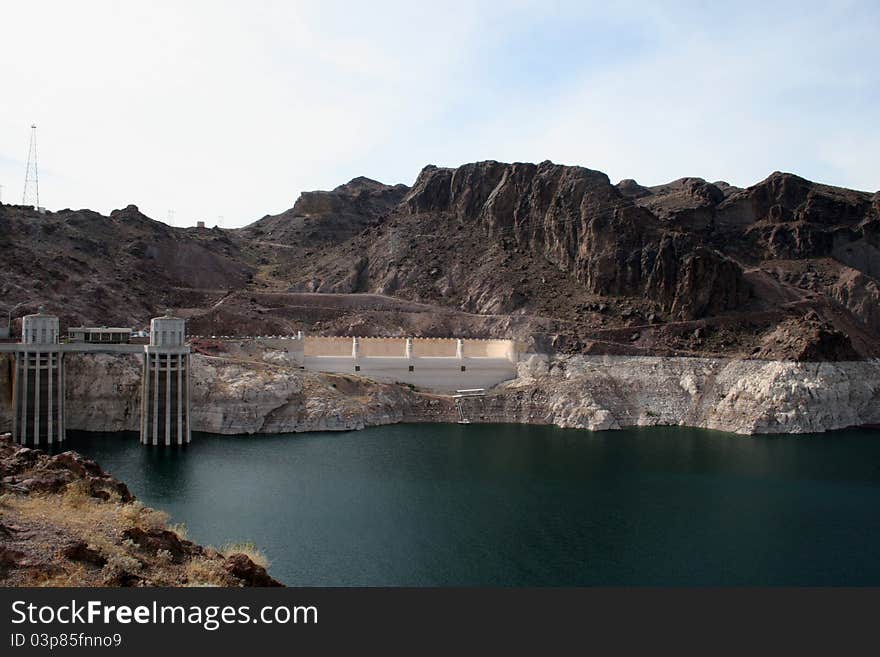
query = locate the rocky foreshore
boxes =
[2,351,877,437]
[0,433,281,586]
[497,355,880,434]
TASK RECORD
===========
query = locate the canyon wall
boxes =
[491,355,880,434]
[1,352,878,437]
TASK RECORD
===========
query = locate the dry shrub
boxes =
[185,557,230,587]
[62,480,92,509]
[99,487,125,504]
[118,501,145,525]
[138,508,170,531]
[221,541,269,568]
[36,563,90,587]
[168,522,188,541]
[103,552,142,575]
[118,501,169,531]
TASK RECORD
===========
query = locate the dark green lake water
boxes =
[65,424,880,586]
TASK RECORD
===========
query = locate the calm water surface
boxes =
[66,424,880,586]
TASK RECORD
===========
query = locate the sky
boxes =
[1,0,877,227]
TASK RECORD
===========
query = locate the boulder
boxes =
[223,553,283,587]
[122,527,201,564]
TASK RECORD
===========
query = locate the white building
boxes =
[68,326,132,343]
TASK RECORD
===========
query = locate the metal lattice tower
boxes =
[22,124,39,207]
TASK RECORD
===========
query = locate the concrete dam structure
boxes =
[196,335,520,391]
[1,310,518,442]
[290,335,518,390]
[0,310,191,447]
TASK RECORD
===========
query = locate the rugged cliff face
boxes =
[64,354,143,432]
[492,354,880,435]
[2,353,877,438]
[402,162,749,320]
[188,355,436,434]
[246,176,408,248]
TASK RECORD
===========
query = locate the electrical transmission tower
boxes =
[22,124,39,207]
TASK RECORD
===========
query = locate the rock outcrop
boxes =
[0,433,282,586]
[402,161,750,320]
[243,176,408,249]
[188,354,430,434]
[492,354,880,435]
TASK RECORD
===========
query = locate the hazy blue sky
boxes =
[1,1,877,227]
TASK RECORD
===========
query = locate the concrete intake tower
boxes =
[11,310,65,445]
[140,311,191,445]
[2,309,191,447]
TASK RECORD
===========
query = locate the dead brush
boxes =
[185,557,232,587]
[221,541,269,568]
[119,501,170,531]
[35,563,91,588]
[61,479,93,509]
[168,522,189,541]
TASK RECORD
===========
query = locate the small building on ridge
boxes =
[68,326,132,344]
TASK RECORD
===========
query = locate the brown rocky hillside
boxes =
[2,160,879,360]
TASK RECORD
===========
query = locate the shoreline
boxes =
[63,421,880,443]
[3,351,879,438]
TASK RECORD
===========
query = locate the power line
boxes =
[22,124,39,207]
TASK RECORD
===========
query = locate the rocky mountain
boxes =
[239,160,880,359]
[248,176,408,248]
[2,160,878,360]
[0,203,255,330]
